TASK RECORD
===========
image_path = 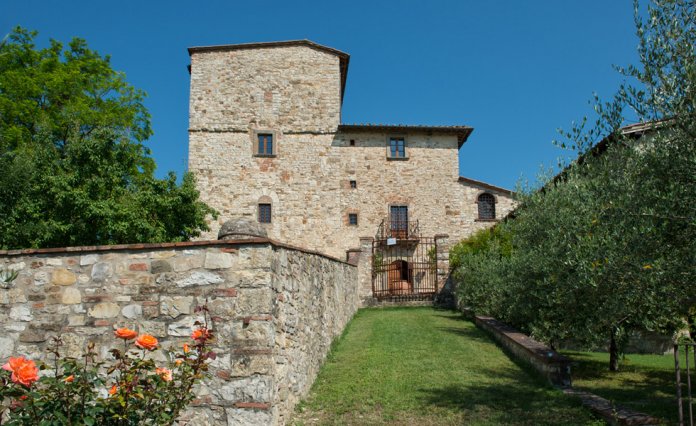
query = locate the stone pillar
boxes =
[434,234,455,307]
[357,237,375,306]
[345,248,361,266]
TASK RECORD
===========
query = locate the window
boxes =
[348,213,358,226]
[477,193,496,220]
[258,203,272,223]
[349,139,356,146]
[350,180,357,189]
[390,205,408,237]
[389,137,406,158]
[256,133,273,156]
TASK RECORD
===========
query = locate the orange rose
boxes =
[109,384,118,395]
[175,359,183,366]
[2,356,39,387]
[155,367,173,382]
[183,343,190,354]
[135,334,158,351]
[64,375,75,383]
[114,328,138,340]
[191,328,211,341]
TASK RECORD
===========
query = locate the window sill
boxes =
[254,154,277,158]
[386,156,409,161]
[475,218,498,222]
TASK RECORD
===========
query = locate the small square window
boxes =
[348,213,358,226]
[258,203,272,223]
[389,137,406,158]
[257,133,273,156]
[350,180,357,189]
[349,139,356,146]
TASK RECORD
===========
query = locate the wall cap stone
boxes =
[475,315,570,364]
[0,239,355,266]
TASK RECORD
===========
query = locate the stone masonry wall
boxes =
[188,44,516,260]
[0,240,358,425]
[189,45,341,133]
[190,128,516,259]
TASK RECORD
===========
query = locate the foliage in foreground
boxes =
[0,27,217,250]
[0,309,214,425]
[452,0,695,370]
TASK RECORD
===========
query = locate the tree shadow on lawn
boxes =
[435,326,496,344]
[563,352,676,423]
[417,378,596,425]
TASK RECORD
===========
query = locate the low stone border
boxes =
[472,315,663,425]
[562,389,662,425]
[474,315,572,386]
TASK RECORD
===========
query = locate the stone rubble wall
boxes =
[0,240,358,425]
[190,129,517,260]
[189,45,341,134]
[188,43,517,261]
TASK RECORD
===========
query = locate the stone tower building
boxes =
[187,40,515,298]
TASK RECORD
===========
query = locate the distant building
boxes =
[187,40,515,301]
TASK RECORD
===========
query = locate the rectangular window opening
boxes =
[349,139,356,146]
[258,203,272,223]
[390,205,408,237]
[350,180,357,189]
[348,213,358,226]
[257,133,273,156]
[389,137,406,158]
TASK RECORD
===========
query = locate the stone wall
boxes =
[189,45,341,133]
[474,315,572,387]
[189,128,516,259]
[188,43,516,260]
[0,239,358,425]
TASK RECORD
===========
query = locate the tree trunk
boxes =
[609,328,619,372]
[688,313,695,341]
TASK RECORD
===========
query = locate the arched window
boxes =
[477,193,496,220]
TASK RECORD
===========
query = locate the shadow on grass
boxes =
[563,352,677,423]
[417,380,594,426]
[435,326,495,344]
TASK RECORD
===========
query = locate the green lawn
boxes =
[564,350,681,424]
[293,307,602,425]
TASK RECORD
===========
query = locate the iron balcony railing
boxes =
[375,218,420,241]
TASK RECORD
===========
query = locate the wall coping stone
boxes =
[475,316,570,364]
[0,238,355,266]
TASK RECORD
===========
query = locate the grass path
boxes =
[292,307,601,425]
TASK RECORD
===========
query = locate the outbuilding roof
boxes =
[338,124,474,148]
[188,40,350,103]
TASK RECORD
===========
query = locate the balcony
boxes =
[375,218,421,242]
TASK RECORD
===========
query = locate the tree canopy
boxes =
[0,27,216,249]
[452,0,695,370]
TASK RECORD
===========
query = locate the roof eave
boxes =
[458,176,515,196]
[338,124,473,147]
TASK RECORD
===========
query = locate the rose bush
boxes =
[0,307,215,425]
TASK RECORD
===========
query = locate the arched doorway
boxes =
[387,260,413,295]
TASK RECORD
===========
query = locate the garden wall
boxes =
[0,239,359,425]
[474,316,572,387]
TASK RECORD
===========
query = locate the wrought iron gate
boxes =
[675,343,696,426]
[371,235,437,301]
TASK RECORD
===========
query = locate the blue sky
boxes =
[2,1,639,190]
